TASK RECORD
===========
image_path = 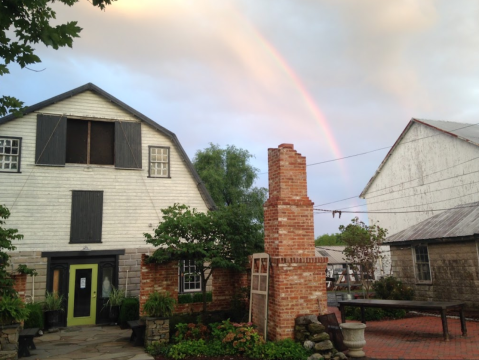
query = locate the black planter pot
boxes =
[109,305,120,324]
[45,310,60,328]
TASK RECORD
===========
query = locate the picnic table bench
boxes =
[127,320,146,346]
[18,327,39,357]
[338,299,467,341]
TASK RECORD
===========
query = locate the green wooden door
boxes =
[67,264,98,326]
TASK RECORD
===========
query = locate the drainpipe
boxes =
[126,270,129,297]
[32,275,35,302]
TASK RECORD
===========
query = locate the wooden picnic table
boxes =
[338,299,467,341]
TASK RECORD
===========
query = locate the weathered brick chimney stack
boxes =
[263,143,327,340]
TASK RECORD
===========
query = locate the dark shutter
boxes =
[115,122,142,169]
[70,191,103,243]
[35,114,67,165]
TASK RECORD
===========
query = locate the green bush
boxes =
[260,338,313,360]
[118,297,139,328]
[177,292,212,304]
[373,276,414,300]
[143,291,176,317]
[210,319,265,356]
[146,341,172,357]
[24,303,44,329]
[345,306,406,321]
[174,323,210,341]
[0,295,30,325]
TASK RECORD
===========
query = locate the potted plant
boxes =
[43,291,64,328]
[0,295,30,326]
[104,286,125,323]
[142,291,176,346]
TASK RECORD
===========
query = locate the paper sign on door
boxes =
[80,278,86,289]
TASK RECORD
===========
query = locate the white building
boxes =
[360,118,479,237]
[0,83,214,326]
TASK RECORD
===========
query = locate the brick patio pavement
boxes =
[327,306,479,360]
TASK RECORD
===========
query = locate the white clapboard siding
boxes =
[364,121,479,236]
[0,91,208,251]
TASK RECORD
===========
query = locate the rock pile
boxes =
[295,315,346,360]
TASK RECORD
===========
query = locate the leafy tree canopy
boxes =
[314,233,345,246]
[339,217,388,298]
[0,0,115,116]
[193,143,267,253]
[0,205,24,296]
[144,203,262,316]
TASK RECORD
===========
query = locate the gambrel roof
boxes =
[0,83,216,210]
[360,118,479,198]
[385,201,479,245]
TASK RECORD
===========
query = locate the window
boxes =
[66,119,114,165]
[179,260,201,293]
[0,137,21,172]
[35,114,142,169]
[149,146,170,177]
[414,245,432,282]
[70,191,103,243]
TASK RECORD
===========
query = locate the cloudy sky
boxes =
[4,0,479,236]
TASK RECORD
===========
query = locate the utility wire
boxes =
[259,121,479,175]
[314,203,479,215]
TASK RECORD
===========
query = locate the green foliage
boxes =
[146,341,172,357]
[143,291,176,318]
[177,292,212,304]
[315,233,345,246]
[174,323,210,341]
[24,302,44,329]
[104,286,125,308]
[145,203,256,318]
[0,295,30,325]
[0,0,115,116]
[230,286,249,322]
[0,204,24,297]
[340,217,388,298]
[43,291,64,311]
[118,297,139,328]
[373,276,414,301]
[193,144,267,255]
[345,306,406,321]
[259,338,313,360]
[16,264,38,277]
[210,319,265,357]
[168,339,210,360]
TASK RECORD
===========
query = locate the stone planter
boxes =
[0,323,20,360]
[144,317,169,347]
[339,323,366,358]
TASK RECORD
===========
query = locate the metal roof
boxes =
[385,202,479,244]
[360,118,479,198]
[0,83,216,210]
[315,246,347,264]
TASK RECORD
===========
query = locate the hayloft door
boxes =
[67,264,98,326]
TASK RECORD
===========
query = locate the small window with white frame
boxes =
[414,245,432,283]
[0,137,21,173]
[179,260,202,293]
[149,146,170,178]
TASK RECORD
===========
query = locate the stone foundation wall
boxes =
[145,317,169,347]
[0,323,20,360]
[391,241,479,308]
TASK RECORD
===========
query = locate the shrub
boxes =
[210,319,265,356]
[177,292,212,304]
[261,338,313,360]
[146,341,172,357]
[345,306,406,321]
[373,276,414,300]
[143,291,176,318]
[24,303,44,329]
[174,322,210,341]
[118,297,139,328]
[0,295,30,325]
[43,291,64,311]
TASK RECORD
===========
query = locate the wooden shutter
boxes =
[115,122,142,169]
[70,191,103,243]
[35,114,67,165]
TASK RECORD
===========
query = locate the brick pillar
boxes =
[263,143,328,341]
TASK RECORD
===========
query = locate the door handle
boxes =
[93,291,96,299]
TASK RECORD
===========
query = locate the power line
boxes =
[314,203,479,215]
[315,155,479,207]
[259,121,479,175]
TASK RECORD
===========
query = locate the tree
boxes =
[1,0,115,116]
[315,233,345,246]
[0,205,24,296]
[339,217,388,298]
[193,144,267,253]
[144,204,262,319]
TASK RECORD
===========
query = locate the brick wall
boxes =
[259,144,328,341]
[12,273,27,301]
[8,251,47,302]
[139,255,248,315]
[391,241,479,309]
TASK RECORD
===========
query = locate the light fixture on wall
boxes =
[82,246,91,251]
